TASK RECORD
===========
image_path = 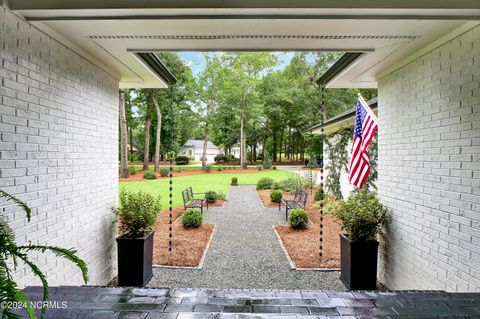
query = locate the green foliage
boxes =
[205,164,212,172]
[272,166,277,170]
[175,156,190,165]
[231,177,238,186]
[307,154,318,168]
[0,190,88,319]
[214,154,227,163]
[332,189,388,242]
[160,167,169,177]
[205,191,218,203]
[181,209,203,228]
[262,150,272,169]
[257,177,274,189]
[274,174,310,192]
[143,171,157,180]
[216,166,223,171]
[314,187,325,202]
[288,208,309,229]
[113,190,161,238]
[256,165,263,171]
[270,190,283,203]
[129,166,138,175]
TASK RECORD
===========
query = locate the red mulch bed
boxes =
[272,188,342,269]
[257,189,286,208]
[153,207,214,267]
[120,168,261,182]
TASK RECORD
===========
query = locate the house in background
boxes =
[180,139,220,163]
[310,98,378,199]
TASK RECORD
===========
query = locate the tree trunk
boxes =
[240,116,246,170]
[143,114,151,170]
[129,126,133,161]
[273,126,277,162]
[279,128,284,163]
[119,93,129,178]
[202,126,208,170]
[253,144,256,163]
[152,91,161,173]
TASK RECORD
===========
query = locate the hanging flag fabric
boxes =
[348,95,378,189]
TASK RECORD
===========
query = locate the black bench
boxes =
[281,188,308,221]
[182,187,207,213]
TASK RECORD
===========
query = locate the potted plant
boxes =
[332,189,388,290]
[113,190,161,286]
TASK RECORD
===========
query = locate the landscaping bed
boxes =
[273,188,342,269]
[257,189,286,208]
[153,208,214,267]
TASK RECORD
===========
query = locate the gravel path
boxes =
[149,185,345,290]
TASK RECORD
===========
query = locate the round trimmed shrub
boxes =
[205,191,217,203]
[288,208,309,229]
[231,177,238,186]
[257,177,274,189]
[143,171,156,180]
[314,187,325,202]
[181,208,203,228]
[270,190,283,203]
[160,167,169,177]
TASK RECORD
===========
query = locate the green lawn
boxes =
[120,170,290,208]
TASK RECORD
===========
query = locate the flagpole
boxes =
[357,93,378,122]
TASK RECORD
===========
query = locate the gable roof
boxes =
[182,139,218,149]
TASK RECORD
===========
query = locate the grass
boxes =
[120,170,290,208]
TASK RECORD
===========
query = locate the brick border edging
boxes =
[153,225,216,270]
[272,225,340,272]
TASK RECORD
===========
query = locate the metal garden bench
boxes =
[281,188,308,221]
[182,187,207,214]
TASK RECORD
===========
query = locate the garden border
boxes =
[153,225,216,270]
[272,226,340,272]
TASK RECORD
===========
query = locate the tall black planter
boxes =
[116,231,154,286]
[339,233,379,290]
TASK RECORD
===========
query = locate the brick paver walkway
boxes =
[15,286,480,318]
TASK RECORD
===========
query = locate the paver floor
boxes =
[149,185,345,290]
[17,286,480,318]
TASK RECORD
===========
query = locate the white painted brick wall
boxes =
[0,7,119,286]
[377,24,480,292]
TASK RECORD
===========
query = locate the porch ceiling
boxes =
[8,1,480,88]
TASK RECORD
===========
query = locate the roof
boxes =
[181,139,218,149]
[308,97,378,135]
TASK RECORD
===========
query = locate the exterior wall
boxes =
[321,135,354,198]
[377,24,480,291]
[0,7,119,286]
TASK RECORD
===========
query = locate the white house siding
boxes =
[0,7,119,286]
[377,24,480,292]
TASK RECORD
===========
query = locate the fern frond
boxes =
[0,191,31,222]
[17,245,89,284]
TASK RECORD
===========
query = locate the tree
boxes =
[119,92,129,177]
[151,90,162,173]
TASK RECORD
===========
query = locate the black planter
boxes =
[116,231,154,286]
[339,233,379,290]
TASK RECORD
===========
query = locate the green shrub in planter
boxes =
[143,171,156,180]
[114,190,162,237]
[129,166,138,175]
[257,177,274,189]
[270,190,283,203]
[205,191,218,203]
[160,167,169,177]
[288,208,309,229]
[314,187,325,202]
[231,177,238,186]
[333,189,388,241]
[181,208,203,228]
[175,156,190,165]
[256,164,263,171]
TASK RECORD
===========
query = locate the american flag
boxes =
[348,96,378,189]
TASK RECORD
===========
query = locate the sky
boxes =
[176,51,317,77]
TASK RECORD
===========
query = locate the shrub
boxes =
[262,150,272,169]
[270,190,283,203]
[205,191,218,203]
[129,166,138,175]
[143,171,156,180]
[288,208,309,229]
[181,208,203,228]
[272,166,277,170]
[231,177,238,186]
[160,166,169,177]
[276,174,309,192]
[114,190,161,237]
[307,155,318,168]
[216,166,223,171]
[272,181,282,190]
[175,156,190,165]
[332,189,389,242]
[205,164,212,172]
[314,187,325,202]
[257,177,274,189]
[256,164,263,171]
[214,154,227,163]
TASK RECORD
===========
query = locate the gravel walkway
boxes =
[149,185,345,290]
